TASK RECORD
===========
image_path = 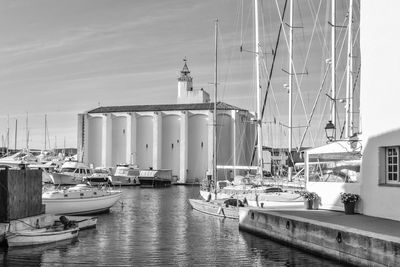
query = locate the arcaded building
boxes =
[77,61,256,183]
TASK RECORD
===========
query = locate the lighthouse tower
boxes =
[177,58,210,104]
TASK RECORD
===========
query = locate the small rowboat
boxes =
[6,226,79,247]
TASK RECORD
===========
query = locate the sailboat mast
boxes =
[213,19,218,198]
[14,119,17,151]
[345,0,353,138]
[288,0,294,181]
[45,114,47,150]
[331,0,337,139]
[255,0,263,178]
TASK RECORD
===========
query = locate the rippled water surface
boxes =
[1,186,345,266]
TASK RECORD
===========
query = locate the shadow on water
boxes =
[1,186,345,266]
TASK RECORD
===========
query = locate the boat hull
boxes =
[6,227,79,247]
[138,178,171,188]
[50,173,84,185]
[200,189,304,208]
[111,175,140,186]
[188,199,239,219]
[43,192,122,216]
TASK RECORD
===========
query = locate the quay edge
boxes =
[238,208,400,267]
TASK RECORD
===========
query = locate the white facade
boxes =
[358,0,400,221]
[77,61,255,183]
[304,1,400,221]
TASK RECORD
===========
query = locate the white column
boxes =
[131,113,137,165]
[153,112,162,170]
[125,113,132,164]
[179,111,188,183]
[101,114,113,167]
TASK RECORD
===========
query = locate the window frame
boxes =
[385,146,400,184]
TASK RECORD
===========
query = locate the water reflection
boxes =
[1,186,344,266]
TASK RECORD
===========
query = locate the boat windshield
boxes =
[61,168,77,173]
[115,168,128,175]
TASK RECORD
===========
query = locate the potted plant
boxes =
[340,192,360,214]
[300,191,318,210]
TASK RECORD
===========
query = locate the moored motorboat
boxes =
[138,169,172,188]
[42,184,122,215]
[6,224,79,247]
[111,164,140,186]
[50,161,92,185]
[84,167,113,185]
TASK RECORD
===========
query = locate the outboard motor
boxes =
[59,215,75,229]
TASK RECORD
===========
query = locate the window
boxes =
[386,147,399,183]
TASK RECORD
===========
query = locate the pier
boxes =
[239,208,400,266]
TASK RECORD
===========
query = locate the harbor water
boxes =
[1,186,344,266]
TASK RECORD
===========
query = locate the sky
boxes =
[0,0,358,150]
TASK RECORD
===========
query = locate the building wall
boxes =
[136,115,153,169]
[88,116,102,167]
[359,1,400,220]
[161,114,180,177]
[187,113,209,183]
[111,115,127,166]
[80,109,254,183]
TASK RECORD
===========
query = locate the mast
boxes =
[14,119,17,151]
[345,0,353,138]
[213,19,218,198]
[6,115,9,155]
[26,112,29,150]
[331,0,337,139]
[287,0,294,181]
[255,0,263,179]
[45,114,47,150]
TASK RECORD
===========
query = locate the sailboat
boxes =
[189,19,243,220]
[197,0,304,209]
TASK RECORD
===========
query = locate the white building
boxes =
[77,61,256,184]
[305,1,400,221]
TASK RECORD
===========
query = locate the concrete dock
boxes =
[239,208,400,266]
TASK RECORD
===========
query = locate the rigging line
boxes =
[250,0,288,166]
[297,63,330,152]
[307,0,330,56]
[274,0,319,149]
[298,0,323,87]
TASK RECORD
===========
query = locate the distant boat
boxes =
[111,164,140,186]
[138,169,172,188]
[42,184,122,215]
[0,150,38,168]
[6,224,79,247]
[49,161,92,185]
[83,167,113,186]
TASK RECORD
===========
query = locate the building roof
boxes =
[87,102,248,114]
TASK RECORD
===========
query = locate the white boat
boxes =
[83,167,113,185]
[0,150,38,168]
[6,225,79,247]
[111,164,140,186]
[0,214,97,244]
[138,169,172,188]
[188,21,243,220]
[189,199,241,220]
[200,179,304,208]
[50,161,92,185]
[42,184,122,215]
